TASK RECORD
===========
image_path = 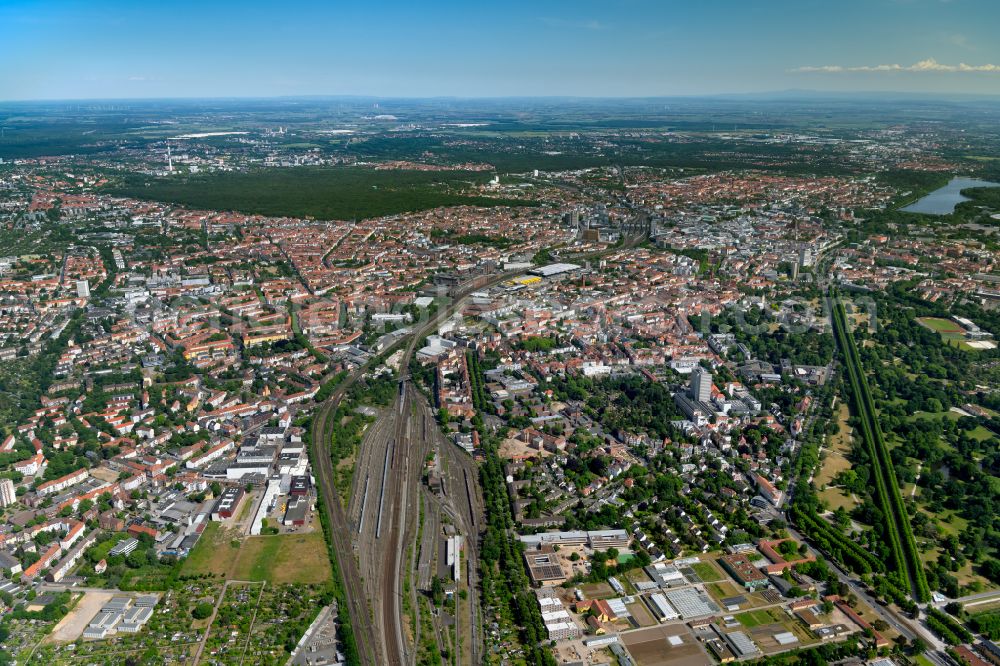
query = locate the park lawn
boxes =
[955,560,990,589]
[920,509,998,587]
[912,538,990,590]
[817,410,860,514]
[932,510,968,538]
[906,409,962,424]
[819,487,860,513]
[180,522,240,577]
[968,425,996,442]
[815,404,853,481]
[815,448,853,491]
[691,561,723,582]
[232,531,332,585]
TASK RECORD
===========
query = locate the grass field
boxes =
[906,409,963,424]
[736,608,784,628]
[107,167,536,221]
[231,531,332,585]
[706,581,743,601]
[579,582,614,599]
[968,425,995,442]
[971,598,1000,614]
[180,522,240,577]
[182,522,331,585]
[691,561,723,582]
[816,403,860,512]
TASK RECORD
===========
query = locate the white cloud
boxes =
[792,58,1000,73]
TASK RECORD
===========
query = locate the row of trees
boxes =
[832,297,930,601]
[788,499,882,575]
[468,350,557,666]
[925,607,973,645]
[465,351,490,414]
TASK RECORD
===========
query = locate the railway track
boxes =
[310,236,648,665]
[309,381,381,665]
[378,381,413,665]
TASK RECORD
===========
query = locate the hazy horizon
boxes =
[3,0,1000,101]
[3,89,1000,105]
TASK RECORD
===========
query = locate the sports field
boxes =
[916,317,993,351]
[917,317,963,333]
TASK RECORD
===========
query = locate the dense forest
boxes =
[107,168,536,221]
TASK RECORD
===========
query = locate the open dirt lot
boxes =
[45,591,112,644]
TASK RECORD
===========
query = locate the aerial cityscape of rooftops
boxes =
[2,2,1000,666]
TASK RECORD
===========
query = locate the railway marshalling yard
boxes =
[345,384,485,666]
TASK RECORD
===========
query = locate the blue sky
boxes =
[2,0,999,100]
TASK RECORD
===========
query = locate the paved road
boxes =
[784,521,946,653]
[941,588,1000,608]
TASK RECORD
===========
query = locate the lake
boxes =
[901,177,1000,215]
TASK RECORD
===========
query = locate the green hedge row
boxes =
[789,504,882,574]
[832,298,930,601]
